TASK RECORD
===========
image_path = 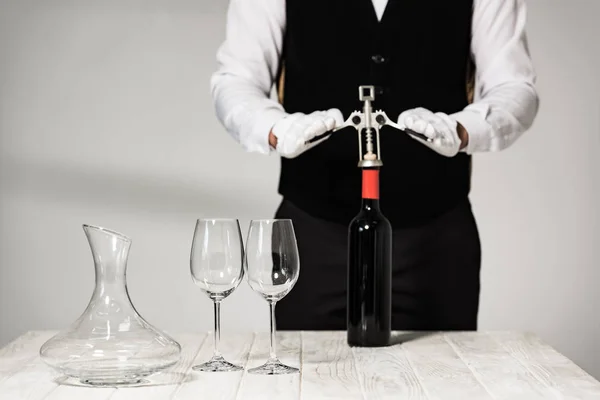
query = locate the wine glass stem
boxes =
[269,300,277,362]
[214,300,221,358]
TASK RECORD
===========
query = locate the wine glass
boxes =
[244,219,300,375]
[190,218,244,372]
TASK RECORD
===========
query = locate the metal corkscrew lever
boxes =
[306,85,433,168]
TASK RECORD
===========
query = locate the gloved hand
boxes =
[271,109,345,158]
[397,108,463,157]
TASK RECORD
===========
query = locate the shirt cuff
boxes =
[249,107,288,155]
[451,105,491,154]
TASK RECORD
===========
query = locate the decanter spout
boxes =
[83,224,131,285]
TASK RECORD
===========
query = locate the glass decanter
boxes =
[39,224,181,386]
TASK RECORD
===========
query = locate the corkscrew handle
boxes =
[303,85,433,163]
[373,112,433,143]
[305,124,431,144]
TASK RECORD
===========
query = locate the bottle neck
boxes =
[361,168,380,211]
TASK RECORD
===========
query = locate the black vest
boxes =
[277,0,475,227]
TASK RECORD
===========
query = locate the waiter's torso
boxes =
[277,0,475,228]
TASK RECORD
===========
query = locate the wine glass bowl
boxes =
[244,219,300,375]
[246,257,298,302]
[191,252,242,300]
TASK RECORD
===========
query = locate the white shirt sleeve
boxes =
[452,0,540,154]
[210,0,287,155]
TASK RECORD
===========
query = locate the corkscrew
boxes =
[307,85,433,168]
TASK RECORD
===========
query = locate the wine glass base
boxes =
[248,359,299,375]
[192,356,243,372]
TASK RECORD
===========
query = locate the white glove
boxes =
[272,109,344,158]
[397,108,462,157]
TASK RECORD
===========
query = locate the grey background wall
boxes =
[1,0,599,378]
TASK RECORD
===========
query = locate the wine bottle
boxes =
[347,167,392,347]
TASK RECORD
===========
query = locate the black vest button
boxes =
[375,86,387,96]
[371,54,386,64]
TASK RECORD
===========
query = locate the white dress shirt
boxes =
[210,0,539,156]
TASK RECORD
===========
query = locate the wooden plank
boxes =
[235,331,301,400]
[0,346,68,400]
[43,379,114,400]
[0,331,56,378]
[492,331,600,400]
[350,335,429,399]
[0,331,70,400]
[172,332,254,400]
[3,330,599,399]
[401,332,494,399]
[299,331,363,400]
[445,332,562,399]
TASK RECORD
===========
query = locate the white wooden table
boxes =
[2,331,600,399]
